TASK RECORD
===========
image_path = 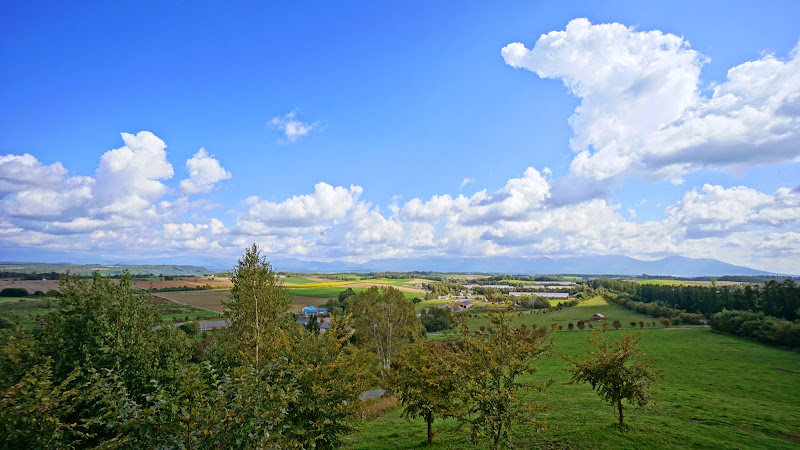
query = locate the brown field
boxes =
[337,282,425,294]
[0,279,61,294]
[134,277,232,290]
[154,289,333,314]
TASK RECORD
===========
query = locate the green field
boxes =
[463,296,657,331]
[280,276,317,284]
[345,312,800,448]
[0,297,59,329]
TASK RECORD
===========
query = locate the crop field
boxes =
[286,286,421,300]
[153,290,229,312]
[0,279,61,294]
[152,296,222,322]
[346,312,800,448]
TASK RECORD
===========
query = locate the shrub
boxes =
[0,288,27,297]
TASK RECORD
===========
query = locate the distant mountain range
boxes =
[265,255,786,277]
[1,255,790,277]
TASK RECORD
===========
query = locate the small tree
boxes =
[564,331,659,426]
[567,322,575,332]
[659,318,670,328]
[576,320,586,331]
[638,321,644,329]
[389,342,460,444]
[612,320,622,330]
[459,306,552,448]
[630,322,637,328]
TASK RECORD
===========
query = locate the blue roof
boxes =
[319,307,328,312]
[302,305,318,313]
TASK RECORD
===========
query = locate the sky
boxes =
[1,1,800,273]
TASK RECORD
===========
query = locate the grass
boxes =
[637,279,745,287]
[345,326,800,449]
[0,297,59,329]
[152,297,222,322]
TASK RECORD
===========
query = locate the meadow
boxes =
[636,279,744,287]
[345,303,800,449]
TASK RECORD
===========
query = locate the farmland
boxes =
[346,302,800,449]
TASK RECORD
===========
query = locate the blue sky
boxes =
[1,1,800,273]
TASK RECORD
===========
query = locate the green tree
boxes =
[567,322,575,331]
[459,306,553,449]
[389,342,461,444]
[612,319,622,329]
[348,286,422,374]
[224,244,293,365]
[564,331,660,426]
[576,320,586,331]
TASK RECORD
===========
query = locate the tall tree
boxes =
[564,330,660,426]
[225,244,293,365]
[348,286,421,374]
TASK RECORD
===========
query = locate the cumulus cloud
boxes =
[270,111,318,143]
[238,182,363,231]
[460,177,475,188]
[502,18,800,182]
[666,184,800,238]
[0,154,69,197]
[180,148,231,195]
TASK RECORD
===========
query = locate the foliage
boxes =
[0,288,27,297]
[458,306,553,448]
[389,341,461,444]
[224,244,294,366]
[564,330,660,426]
[419,306,457,332]
[323,287,357,315]
[348,286,422,373]
[709,310,800,348]
[37,272,193,397]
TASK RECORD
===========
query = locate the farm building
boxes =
[590,313,605,320]
[510,292,568,298]
[301,305,319,316]
[446,300,473,310]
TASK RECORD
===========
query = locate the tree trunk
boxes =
[493,422,503,449]
[618,398,624,426]
[427,413,433,444]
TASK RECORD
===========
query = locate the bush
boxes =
[0,288,27,297]
[420,307,456,333]
[710,310,800,348]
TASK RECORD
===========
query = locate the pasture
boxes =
[345,315,800,448]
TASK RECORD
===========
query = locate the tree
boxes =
[459,306,553,448]
[612,320,622,329]
[419,306,456,333]
[348,286,422,374]
[224,244,293,365]
[389,342,461,444]
[567,322,575,331]
[305,314,320,333]
[564,331,660,426]
[576,320,586,331]
[659,318,670,328]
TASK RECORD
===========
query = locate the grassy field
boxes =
[152,296,222,322]
[462,297,658,331]
[345,313,800,448]
[636,279,745,287]
[286,286,420,300]
[0,297,59,329]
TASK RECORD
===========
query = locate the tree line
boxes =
[589,279,800,321]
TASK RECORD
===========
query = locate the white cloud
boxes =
[460,177,475,188]
[0,154,69,197]
[503,18,800,182]
[180,148,231,195]
[238,182,363,231]
[270,111,318,143]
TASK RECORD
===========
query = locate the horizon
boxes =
[2,1,800,274]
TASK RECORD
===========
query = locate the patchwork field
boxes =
[346,303,800,449]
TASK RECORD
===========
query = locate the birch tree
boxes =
[348,286,421,374]
[225,244,293,365]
